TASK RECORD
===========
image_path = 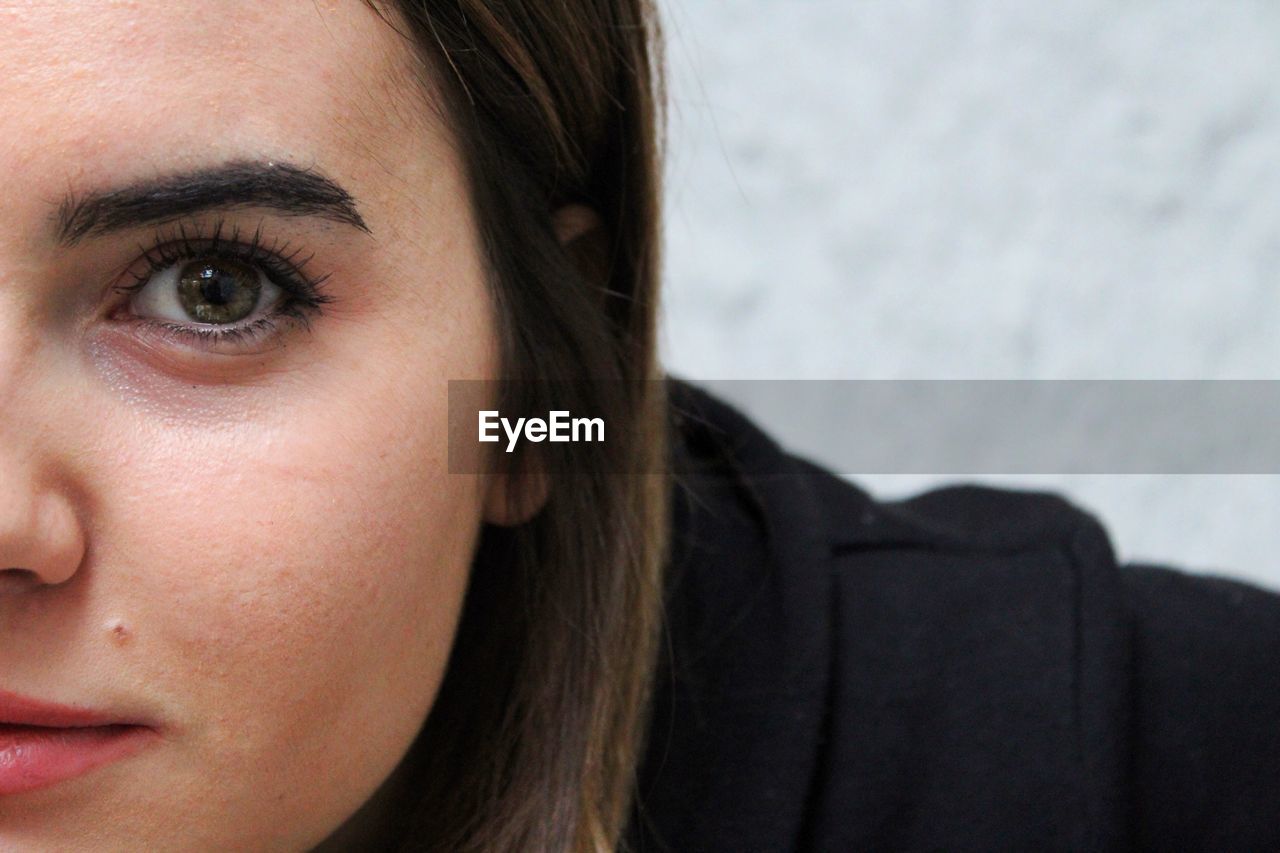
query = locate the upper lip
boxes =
[0,688,143,728]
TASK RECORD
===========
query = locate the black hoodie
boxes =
[628,380,1280,852]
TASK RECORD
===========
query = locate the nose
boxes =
[0,299,89,592]
[0,479,85,592]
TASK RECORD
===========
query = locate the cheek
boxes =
[81,346,489,845]
[137,409,477,713]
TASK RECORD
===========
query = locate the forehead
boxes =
[0,1,433,198]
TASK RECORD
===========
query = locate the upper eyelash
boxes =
[120,218,332,299]
[114,217,334,341]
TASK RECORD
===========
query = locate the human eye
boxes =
[110,218,333,354]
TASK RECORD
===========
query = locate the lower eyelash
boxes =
[141,316,287,350]
[131,306,322,353]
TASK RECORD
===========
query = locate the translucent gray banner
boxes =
[447,379,1280,474]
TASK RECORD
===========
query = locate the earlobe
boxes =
[552,204,608,286]
[552,204,602,245]
[483,465,550,527]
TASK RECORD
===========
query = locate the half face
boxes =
[0,2,496,848]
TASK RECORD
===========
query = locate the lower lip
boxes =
[0,724,157,796]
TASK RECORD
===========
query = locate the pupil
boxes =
[176,258,262,324]
[198,267,237,305]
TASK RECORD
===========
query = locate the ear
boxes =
[483,206,601,527]
[552,204,608,287]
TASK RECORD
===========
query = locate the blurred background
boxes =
[656,0,1280,591]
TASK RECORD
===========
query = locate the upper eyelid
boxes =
[118,218,335,303]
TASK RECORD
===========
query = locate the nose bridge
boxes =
[0,291,48,446]
[0,240,46,362]
[0,317,29,416]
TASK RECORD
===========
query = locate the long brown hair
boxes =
[367,1,668,849]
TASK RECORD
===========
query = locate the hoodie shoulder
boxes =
[663,380,1133,849]
[799,465,1131,850]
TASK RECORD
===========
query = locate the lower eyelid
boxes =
[89,321,297,391]
[126,315,296,355]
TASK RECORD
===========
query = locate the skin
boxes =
[0,1,526,848]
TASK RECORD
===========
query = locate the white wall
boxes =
[658,0,1280,590]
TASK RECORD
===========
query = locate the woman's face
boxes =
[0,2,499,848]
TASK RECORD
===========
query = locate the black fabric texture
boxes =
[627,379,1280,852]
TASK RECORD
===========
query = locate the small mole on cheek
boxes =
[106,618,132,646]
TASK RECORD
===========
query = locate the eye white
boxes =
[129,261,282,325]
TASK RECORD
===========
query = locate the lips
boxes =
[0,689,158,796]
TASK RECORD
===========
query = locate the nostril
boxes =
[0,567,41,593]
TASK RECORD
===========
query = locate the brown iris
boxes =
[176,258,262,324]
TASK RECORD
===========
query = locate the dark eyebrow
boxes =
[54,160,370,246]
